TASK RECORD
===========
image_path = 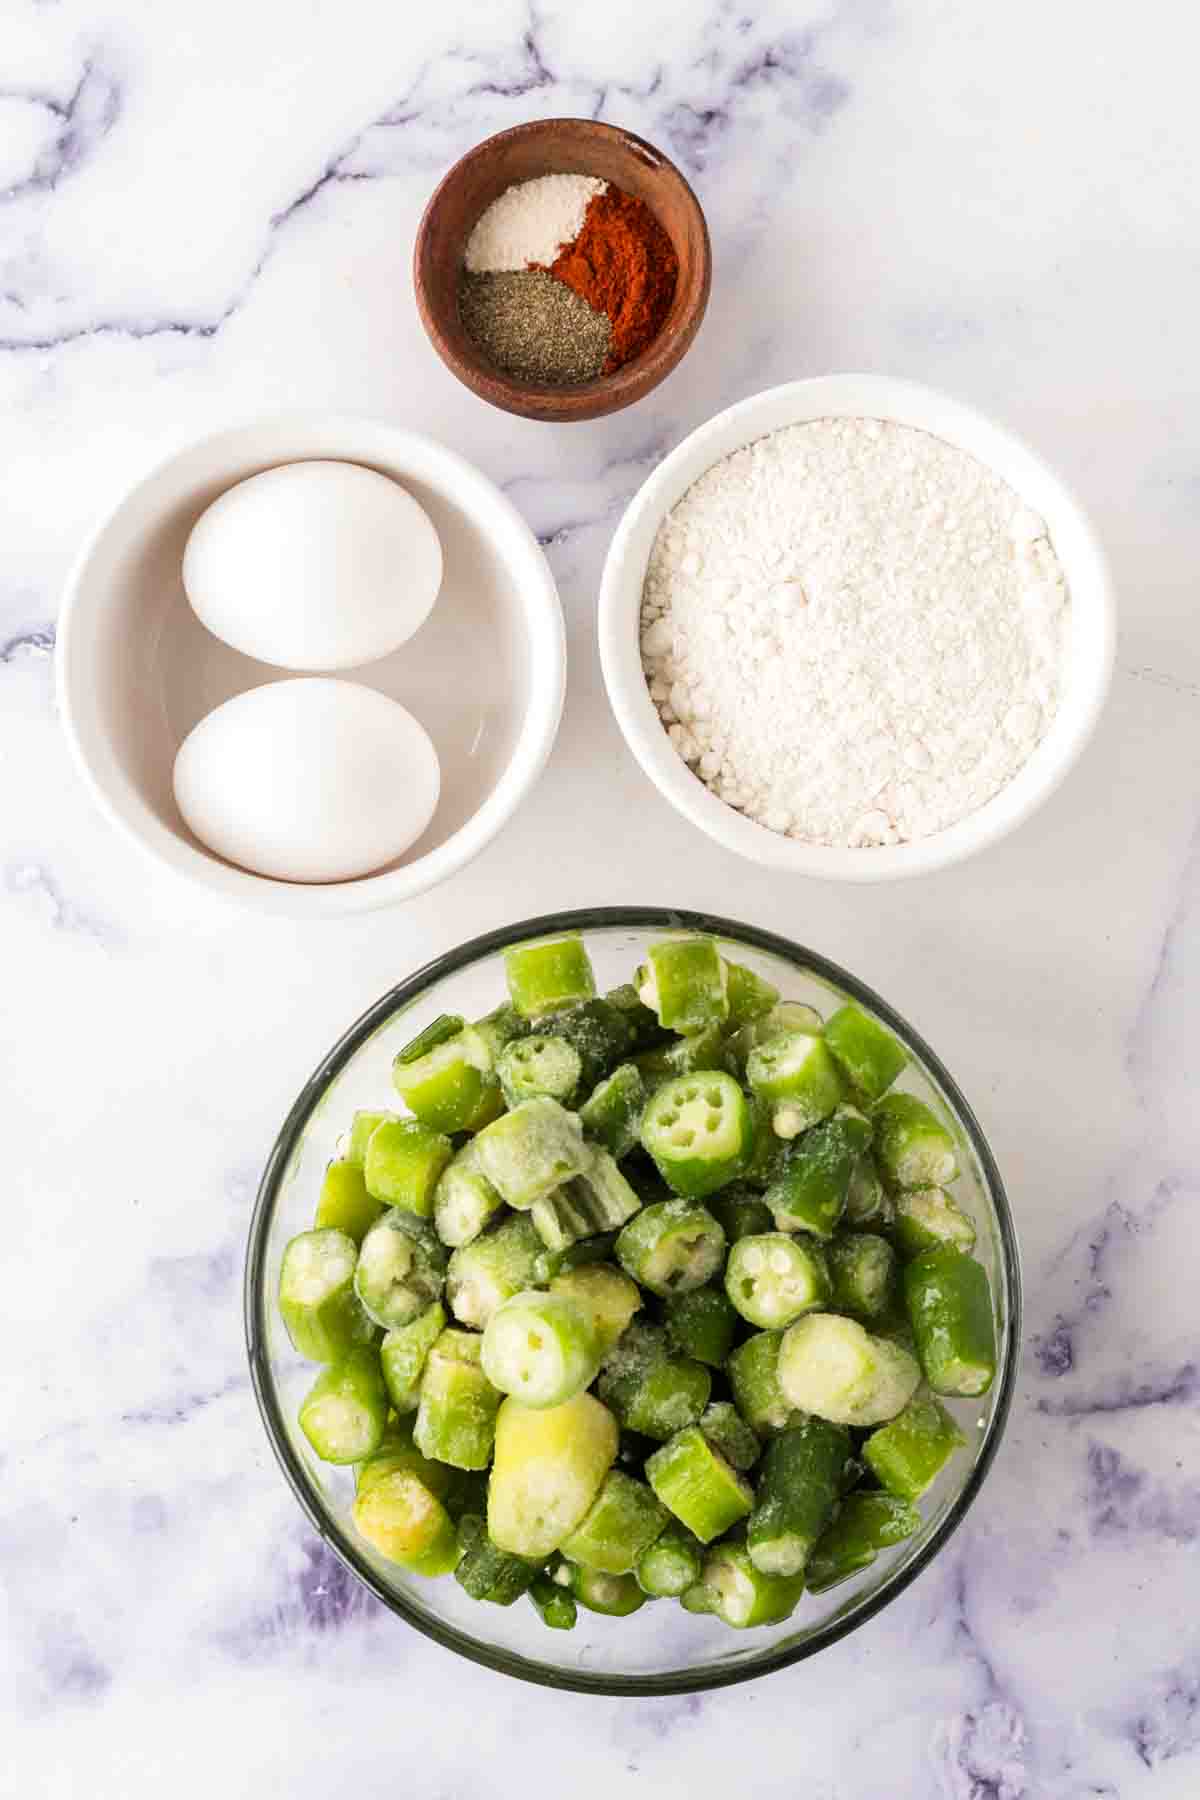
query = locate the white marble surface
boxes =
[4,0,1200,1793]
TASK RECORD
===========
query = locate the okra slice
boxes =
[414,1329,502,1468]
[722,959,781,1030]
[560,1469,670,1573]
[708,1186,774,1243]
[454,1515,541,1605]
[497,1034,583,1109]
[433,1144,505,1250]
[679,1580,718,1616]
[844,1154,893,1228]
[604,981,671,1052]
[529,1571,577,1630]
[635,1023,730,1091]
[352,1465,459,1576]
[862,1390,967,1500]
[487,1391,618,1558]
[778,1313,922,1426]
[529,1183,596,1256]
[344,1109,394,1166]
[355,1213,445,1330]
[805,1492,921,1594]
[314,1159,385,1245]
[637,936,729,1034]
[356,1421,444,1496]
[635,1522,704,1597]
[279,1228,377,1363]
[767,1106,873,1237]
[574,1148,644,1231]
[597,1322,711,1441]
[550,1263,641,1356]
[699,1400,760,1472]
[645,1426,753,1542]
[364,1118,453,1219]
[482,1290,600,1409]
[445,1212,542,1329]
[823,1003,907,1104]
[380,1301,447,1413]
[299,1347,388,1465]
[742,1094,791,1189]
[726,1000,824,1074]
[725,1232,831,1329]
[665,1284,738,1367]
[640,1072,752,1199]
[892,1187,977,1259]
[566,1563,647,1616]
[546,998,637,1087]
[746,1417,849,1576]
[746,1031,844,1138]
[473,1097,590,1210]
[872,1093,959,1190]
[702,1540,806,1629]
[505,936,596,1019]
[579,1063,646,1160]
[616,1197,726,1296]
[726,1330,801,1438]
[826,1232,900,1322]
[392,1015,496,1135]
[904,1247,997,1397]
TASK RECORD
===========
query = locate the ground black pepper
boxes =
[458,269,612,385]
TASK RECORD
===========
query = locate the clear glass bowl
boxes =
[245,909,1020,1695]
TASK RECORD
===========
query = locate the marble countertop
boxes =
[5,0,1199,1793]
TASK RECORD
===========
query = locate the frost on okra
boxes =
[778,1313,922,1427]
[481,1289,601,1408]
[872,1093,960,1191]
[355,1213,446,1330]
[637,937,729,1035]
[746,1030,844,1139]
[414,1329,502,1469]
[766,1106,873,1238]
[473,1097,590,1210]
[487,1390,618,1559]
[279,1227,378,1363]
[597,1322,712,1441]
[445,1212,543,1330]
[725,1231,831,1330]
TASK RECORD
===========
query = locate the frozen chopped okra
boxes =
[277,934,999,1631]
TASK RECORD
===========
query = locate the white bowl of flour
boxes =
[599,375,1114,881]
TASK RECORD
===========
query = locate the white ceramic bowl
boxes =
[58,415,565,917]
[599,375,1116,881]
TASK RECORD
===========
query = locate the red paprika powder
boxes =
[544,186,678,373]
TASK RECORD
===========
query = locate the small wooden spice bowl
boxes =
[414,119,711,423]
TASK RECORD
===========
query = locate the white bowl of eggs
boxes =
[57,415,565,916]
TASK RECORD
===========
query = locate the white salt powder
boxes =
[464,174,607,274]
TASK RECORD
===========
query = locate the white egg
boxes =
[182,460,443,671]
[173,679,440,882]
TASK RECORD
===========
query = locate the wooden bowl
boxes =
[414,119,711,423]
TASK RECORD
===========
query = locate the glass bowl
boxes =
[245,908,1020,1695]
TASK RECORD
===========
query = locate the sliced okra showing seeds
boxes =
[640,1072,753,1198]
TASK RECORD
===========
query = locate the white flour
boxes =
[640,418,1070,848]
[464,174,606,273]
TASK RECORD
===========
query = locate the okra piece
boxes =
[445,1212,543,1329]
[355,1420,444,1496]
[746,1031,844,1138]
[314,1158,385,1245]
[707,1186,774,1243]
[364,1118,453,1219]
[565,1563,647,1616]
[805,1492,921,1594]
[532,1230,617,1286]
[529,1571,577,1629]
[872,1093,959,1190]
[597,1322,711,1440]
[725,1232,831,1329]
[726,1000,824,1074]
[640,1072,752,1199]
[778,1313,922,1426]
[392,1014,497,1135]
[354,1212,445,1330]
[560,1470,670,1573]
[637,936,729,1034]
[487,1391,618,1558]
[380,1301,447,1413]
[767,1106,874,1238]
[473,1097,590,1209]
[863,1391,967,1500]
[497,1034,583,1109]
[481,1289,600,1408]
[722,959,781,1030]
[414,1329,502,1469]
[702,1540,805,1628]
[635,1523,704,1598]
[727,1330,801,1438]
[826,1232,900,1322]
[529,1183,597,1256]
[616,1198,726,1296]
[344,1109,394,1165]
[699,1400,760,1472]
[546,998,637,1087]
[679,1581,718,1616]
[579,1062,646,1160]
[352,1462,460,1576]
[298,1346,388,1464]
[574,1148,644,1231]
[844,1154,893,1228]
[635,1021,731,1089]
[604,981,671,1052]
[823,1003,907,1104]
[433,1144,505,1249]
[505,936,596,1019]
[645,1426,753,1542]
[550,1262,641,1356]
[742,1094,790,1189]
[892,1187,977,1258]
[665,1283,738,1367]
[904,1247,997,1397]
[279,1227,377,1362]
[746,1417,849,1576]
[454,1515,540,1605]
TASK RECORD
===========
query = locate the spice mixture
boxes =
[640,418,1070,848]
[459,173,677,386]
